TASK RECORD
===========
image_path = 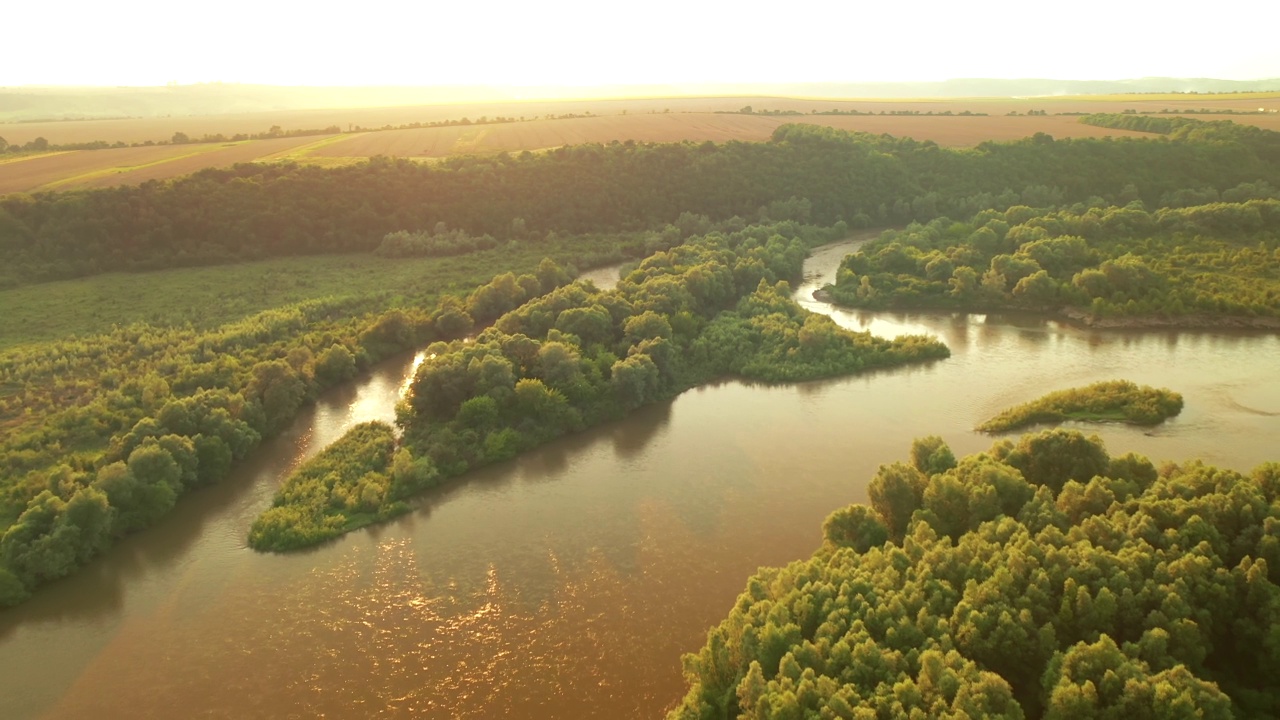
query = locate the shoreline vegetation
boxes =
[670,431,1280,718]
[248,221,951,552]
[976,380,1184,433]
[822,197,1280,329]
[0,230,652,605]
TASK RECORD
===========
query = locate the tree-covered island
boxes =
[977,380,1184,433]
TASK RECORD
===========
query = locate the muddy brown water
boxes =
[2,235,1278,718]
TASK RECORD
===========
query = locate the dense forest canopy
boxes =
[671,431,1280,719]
[2,119,1279,288]
[823,198,1280,323]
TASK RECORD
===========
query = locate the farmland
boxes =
[0,135,337,194]
[2,93,1279,195]
[307,112,1164,160]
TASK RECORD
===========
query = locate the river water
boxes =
[2,234,1278,718]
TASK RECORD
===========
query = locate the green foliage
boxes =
[5,121,1279,290]
[911,435,958,475]
[1042,636,1233,720]
[0,231,636,350]
[822,505,888,553]
[0,244,585,598]
[827,200,1280,323]
[247,422,405,552]
[979,380,1185,432]
[670,433,1280,719]
[373,226,500,258]
[387,222,950,550]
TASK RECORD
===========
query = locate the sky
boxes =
[5,0,1279,87]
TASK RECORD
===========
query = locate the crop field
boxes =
[2,94,1278,195]
[0,135,337,194]
[309,112,1172,160]
[310,113,779,158]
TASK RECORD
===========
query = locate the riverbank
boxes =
[812,289,1280,331]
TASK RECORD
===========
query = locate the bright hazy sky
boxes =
[5,0,1279,86]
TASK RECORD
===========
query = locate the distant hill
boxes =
[689,77,1280,99]
[1,78,1278,122]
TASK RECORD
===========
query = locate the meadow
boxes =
[0,235,630,350]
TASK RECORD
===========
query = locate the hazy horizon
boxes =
[5,0,1279,88]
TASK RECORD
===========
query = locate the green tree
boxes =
[822,505,888,552]
[868,462,926,541]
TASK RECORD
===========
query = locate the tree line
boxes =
[3,119,1280,288]
[670,430,1280,718]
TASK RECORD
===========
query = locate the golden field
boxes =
[2,94,1278,195]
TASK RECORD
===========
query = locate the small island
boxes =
[977,380,1183,433]
[248,421,419,551]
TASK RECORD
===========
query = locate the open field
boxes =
[309,112,1173,159]
[0,236,623,350]
[4,94,1279,146]
[2,94,1279,195]
[0,135,338,194]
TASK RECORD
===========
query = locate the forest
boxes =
[977,380,1184,433]
[822,198,1280,324]
[3,117,1280,289]
[249,221,949,550]
[670,431,1280,719]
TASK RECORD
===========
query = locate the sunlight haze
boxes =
[5,0,1279,87]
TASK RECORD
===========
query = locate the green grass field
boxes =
[0,238,626,351]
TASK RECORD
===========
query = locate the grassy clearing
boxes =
[978,380,1184,433]
[0,238,624,351]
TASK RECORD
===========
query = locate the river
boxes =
[2,234,1278,718]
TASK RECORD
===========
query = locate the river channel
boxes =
[1,234,1278,718]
